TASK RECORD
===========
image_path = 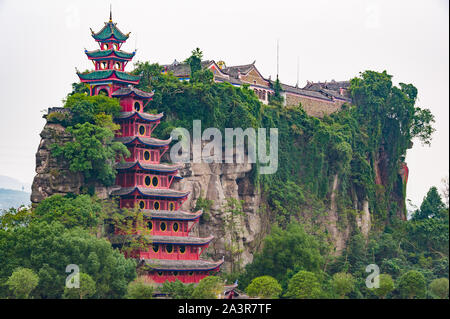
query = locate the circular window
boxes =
[134,102,141,112]
[138,125,145,135]
[152,176,159,187]
[147,221,153,230]
[113,43,119,50]
[173,222,179,232]
[144,151,150,161]
[153,244,159,253]
[100,61,108,69]
[138,200,145,209]
[160,221,166,231]
[154,201,160,210]
[157,271,163,276]
[144,176,151,186]
[179,245,186,254]
[188,271,193,276]
[173,271,178,276]
[102,43,108,50]
[169,202,175,211]
[166,244,173,253]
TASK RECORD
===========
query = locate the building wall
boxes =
[285,93,347,118]
[240,69,269,87]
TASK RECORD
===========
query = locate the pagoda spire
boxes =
[109,4,112,22]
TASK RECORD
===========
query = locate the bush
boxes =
[246,276,282,299]
[192,276,223,299]
[428,278,449,299]
[6,267,39,299]
[285,271,322,299]
[396,270,426,299]
[126,278,154,299]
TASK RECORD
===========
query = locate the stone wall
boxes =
[285,93,346,117]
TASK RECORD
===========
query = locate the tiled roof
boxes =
[112,234,214,245]
[110,186,189,198]
[115,111,162,122]
[91,21,129,42]
[141,209,203,220]
[77,70,140,82]
[140,259,224,271]
[115,161,182,173]
[221,61,255,78]
[114,136,172,147]
[112,86,154,99]
[85,49,135,59]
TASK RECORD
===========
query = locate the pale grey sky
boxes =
[0,0,448,207]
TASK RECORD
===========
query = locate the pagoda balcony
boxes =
[115,169,179,190]
[121,147,165,164]
[115,120,159,138]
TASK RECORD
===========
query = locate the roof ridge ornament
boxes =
[109,4,113,22]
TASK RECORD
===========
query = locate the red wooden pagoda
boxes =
[78,13,223,284]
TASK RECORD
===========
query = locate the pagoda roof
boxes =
[115,161,182,173]
[141,209,203,221]
[85,49,135,60]
[139,259,224,272]
[77,70,140,83]
[114,136,172,147]
[111,234,214,245]
[91,21,130,42]
[115,111,161,122]
[112,86,155,99]
[111,186,189,199]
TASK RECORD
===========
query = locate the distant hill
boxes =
[0,188,31,210]
[0,175,32,192]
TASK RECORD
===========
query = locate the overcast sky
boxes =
[0,0,448,207]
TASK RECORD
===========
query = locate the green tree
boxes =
[372,274,394,299]
[34,194,101,229]
[6,267,39,299]
[52,122,129,186]
[185,47,203,78]
[161,279,194,299]
[192,276,223,299]
[396,270,426,299]
[63,272,96,299]
[246,276,282,299]
[412,187,447,220]
[0,221,136,299]
[285,271,322,299]
[331,273,355,299]
[428,278,449,299]
[242,222,323,289]
[126,278,154,299]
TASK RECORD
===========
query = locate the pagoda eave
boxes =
[115,161,182,173]
[115,112,161,122]
[114,136,172,147]
[139,259,224,272]
[111,186,190,199]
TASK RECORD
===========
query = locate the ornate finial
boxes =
[109,4,112,22]
[90,27,95,35]
[75,67,80,74]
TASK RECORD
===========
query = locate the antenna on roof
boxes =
[109,4,112,22]
[276,39,279,80]
[296,56,299,88]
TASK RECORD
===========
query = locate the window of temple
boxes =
[179,245,186,254]
[166,244,173,254]
[173,271,178,276]
[144,150,150,161]
[168,202,175,211]
[98,88,108,96]
[138,125,146,136]
[144,176,151,186]
[134,101,141,112]
[173,222,179,232]
[152,176,159,187]
[188,271,193,276]
[113,43,119,50]
[153,244,159,253]
[102,43,108,50]
[160,221,166,231]
[147,221,153,231]
[100,61,108,69]
[157,271,163,276]
[114,62,121,70]
[154,201,160,211]
[138,200,145,209]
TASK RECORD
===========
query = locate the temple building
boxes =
[163,60,352,117]
[78,14,223,284]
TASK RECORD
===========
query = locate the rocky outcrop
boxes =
[173,161,267,271]
[31,122,111,204]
